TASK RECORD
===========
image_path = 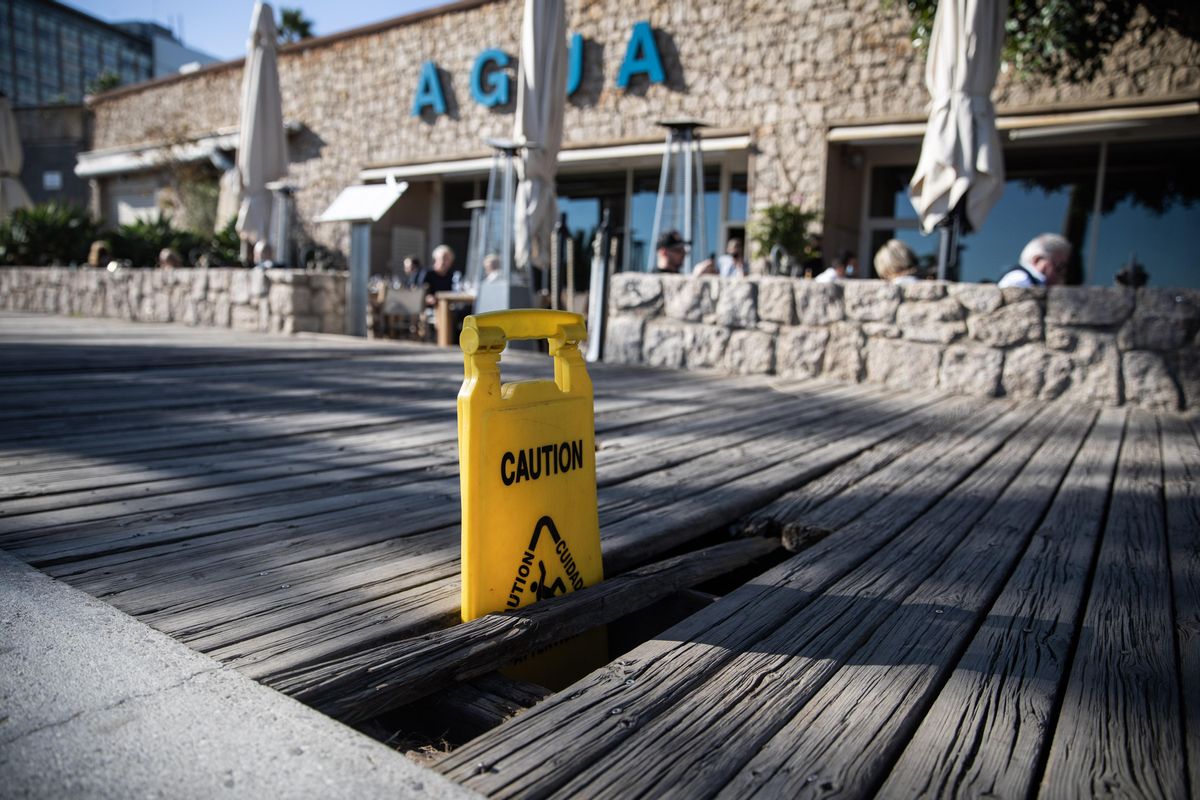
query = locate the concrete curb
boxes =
[0,550,477,799]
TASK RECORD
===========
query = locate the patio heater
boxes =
[471,138,536,314]
[462,198,487,289]
[269,183,295,267]
[646,119,709,273]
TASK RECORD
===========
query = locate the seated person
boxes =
[423,244,462,305]
[655,230,688,274]
[694,238,750,278]
[814,250,856,283]
[998,234,1070,288]
[874,239,919,284]
[400,255,426,289]
[482,253,502,283]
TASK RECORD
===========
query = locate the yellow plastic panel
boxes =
[457,310,604,627]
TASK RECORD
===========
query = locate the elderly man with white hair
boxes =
[998,233,1072,288]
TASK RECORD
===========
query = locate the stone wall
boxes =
[85,0,1200,257]
[606,274,1200,412]
[0,268,348,336]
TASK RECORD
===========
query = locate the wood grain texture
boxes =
[437,403,1050,797]
[1039,410,1186,799]
[278,537,779,722]
[1160,414,1200,800]
[876,407,1125,800]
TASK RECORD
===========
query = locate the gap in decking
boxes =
[352,528,789,763]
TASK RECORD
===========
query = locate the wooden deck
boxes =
[1,312,1196,799]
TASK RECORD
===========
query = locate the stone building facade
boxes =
[76,0,1200,283]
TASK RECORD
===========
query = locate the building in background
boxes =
[1,0,215,208]
[0,0,216,106]
[74,0,1200,288]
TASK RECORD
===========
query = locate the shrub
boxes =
[0,202,99,266]
[205,217,243,267]
[109,214,206,267]
[748,203,821,267]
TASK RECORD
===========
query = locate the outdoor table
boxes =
[434,291,475,347]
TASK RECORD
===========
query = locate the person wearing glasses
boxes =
[998,234,1071,288]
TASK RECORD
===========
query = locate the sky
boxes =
[59,0,444,60]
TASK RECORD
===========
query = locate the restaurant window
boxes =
[862,138,1200,288]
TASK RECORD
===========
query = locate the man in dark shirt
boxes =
[423,244,462,305]
[655,230,687,274]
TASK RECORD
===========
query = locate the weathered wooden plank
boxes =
[600,390,961,573]
[272,537,779,721]
[875,406,1124,799]
[736,395,1004,542]
[406,674,550,742]
[717,405,1100,799]
[435,401,1050,796]
[537,402,1080,800]
[1039,410,1186,799]
[1157,413,1200,800]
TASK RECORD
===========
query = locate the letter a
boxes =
[616,21,665,89]
[412,60,447,116]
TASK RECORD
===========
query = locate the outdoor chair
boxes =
[380,286,428,340]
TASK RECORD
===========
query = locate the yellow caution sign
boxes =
[457,310,604,631]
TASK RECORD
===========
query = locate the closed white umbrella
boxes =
[909,0,1007,278]
[236,2,288,252]
[512,0,567,277]
[0,95,33,218]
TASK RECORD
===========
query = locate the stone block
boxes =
[823,321,866,383]
[230,271,251,305]
[250,268,268,299]
[1173,348,1200,410]
[685,325,731,369]
[950,283,1004,314]
[865,337,941,390]
[776,326,829,380]
[1046,286,1134,327]
[897,297,967,344]
[214,297,232,327]
[321,311,345,334]
[291,314,322,333]
[968,299,1043,347]
[844,280,900,322]
[862,322,900,338]
[1001,286,1045,306]
[725,329,774,375]
[714,280,757,328]
[755,277,797,324]
[268,284,296,316]
[1045,327,1122,405]
[190,271,209,301]
[664,277,717,322]
[231,305,261,331]
[940,345,1003,397]
[794,282,844,325]
[1001,344,1074,401]
[643,320,689,368]
[311,288,336,314]
[611,273,664,316]
[206,269,230,291]
[900,281,947,301]
[1122,350,1181,412]
[1117,288,1200,351]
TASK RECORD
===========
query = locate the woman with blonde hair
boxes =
[873,239,920,284]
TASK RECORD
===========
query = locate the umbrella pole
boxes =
[935,205,962,282]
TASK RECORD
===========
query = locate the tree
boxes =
[277,7,315,44]
[900,0,1200,83]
